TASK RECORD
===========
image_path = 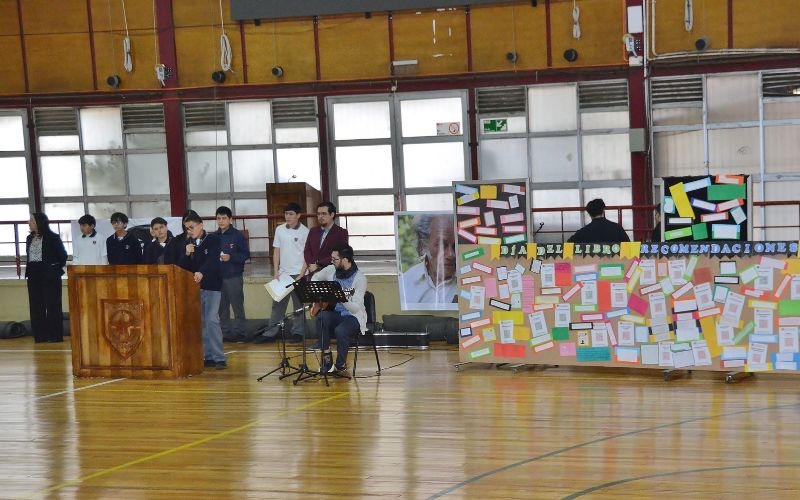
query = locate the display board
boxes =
[457,237,800,374]
[661,175,751,241]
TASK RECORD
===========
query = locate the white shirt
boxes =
[399,262,458,310]
[273,223,309,275]
[72,231,108,265]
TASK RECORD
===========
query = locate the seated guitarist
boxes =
[311,243,367,376]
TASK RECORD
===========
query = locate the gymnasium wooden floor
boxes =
[2,339,799,499]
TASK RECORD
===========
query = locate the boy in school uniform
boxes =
[143,217,180,264]
[72,214,108,265]
[106,212,143,264]
[215,206,250,343]
[178,211,227,370]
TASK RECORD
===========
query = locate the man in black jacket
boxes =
[567,199,630,244]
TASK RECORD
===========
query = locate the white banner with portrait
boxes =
[395,211,458,311]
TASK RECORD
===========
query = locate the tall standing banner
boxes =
[395,211,458,311]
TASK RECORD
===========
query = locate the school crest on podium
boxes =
[102,299,144,359]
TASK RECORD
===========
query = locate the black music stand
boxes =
[255,305,305,382]
[292,279,350,386]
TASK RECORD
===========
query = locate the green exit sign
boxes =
[483,119,508,133]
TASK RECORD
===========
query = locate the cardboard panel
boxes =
[173,0,228,28]
[20,0,89,35]
[470,5,548,72]
[93,32,161,90]
[26,33,95,93]
[0,1,20,35]
[89,0,156,31]
[174,26,245,87]
[549,0,625,68]
[241,19,317,83]
[650,0,729,54]
[732,0,798,48]
[0,37,26,95]
[392,10,468,76]
[318,14,390,81]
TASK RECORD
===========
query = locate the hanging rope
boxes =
[153,0,165,86]
[218,0,232,72]
[684,0,694,32]
[572,0,581,40]
[121,0,133,72]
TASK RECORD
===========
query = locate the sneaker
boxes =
[320,352,334,373]
[333,365,351,379]
[253,334,275,344]
[204,359,215,368]
[215,361,228,370]
[309,341,322,350]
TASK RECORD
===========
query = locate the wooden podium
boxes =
[67,265,203,379]
[266,181,322,256]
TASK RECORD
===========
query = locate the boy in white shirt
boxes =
[255,202,310,343]
[72,214,108,265]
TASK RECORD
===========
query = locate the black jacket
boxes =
[25,231,67,278]
[567,217,630,244]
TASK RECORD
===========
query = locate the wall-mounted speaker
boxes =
[212,71,226,83]
[563,49,579,62]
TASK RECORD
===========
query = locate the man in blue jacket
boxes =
[179,211,226,370]
[215,206,251,343]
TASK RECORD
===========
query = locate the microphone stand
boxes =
[291,279,349,386]
[532,222,544,241]
[256,305,307,381]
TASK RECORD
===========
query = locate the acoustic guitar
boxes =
[310,288,354,317]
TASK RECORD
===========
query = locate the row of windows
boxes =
[2,69,800,253]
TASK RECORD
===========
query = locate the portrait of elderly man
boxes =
[397,213,458,311]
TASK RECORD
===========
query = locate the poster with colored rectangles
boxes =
[453,179,529,247]
[457,236,800,374]
[661,175,751,242]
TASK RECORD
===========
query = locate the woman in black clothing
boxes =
[25,212,68,343]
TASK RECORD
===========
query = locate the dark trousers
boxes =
[27,272,64,342]
[318,310,359,368]
[219,275,246,339]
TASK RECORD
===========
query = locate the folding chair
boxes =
[352,290,382,377]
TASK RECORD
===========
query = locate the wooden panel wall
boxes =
[392,10,469,76]
[89,0,160,90]
[245,20,317,84]
[318,15,390,81]
[731,0,799,49]
[0,0,798,97]
[0,1,26,95]
[651,0,731,53]
[470,5,548,73]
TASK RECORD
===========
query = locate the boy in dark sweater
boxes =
[215,206,250,342]
[178,211,227,370]
[106,212,143,264]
